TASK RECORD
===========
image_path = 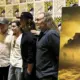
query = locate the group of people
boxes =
[0,12,60,80]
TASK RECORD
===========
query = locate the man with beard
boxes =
[35,12,60,80]
[8,20,36,80]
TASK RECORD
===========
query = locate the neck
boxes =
[15,31,22,38]
[41,28,49,32]
[23,24,30,32]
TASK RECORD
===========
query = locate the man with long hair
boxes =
[17,12,36,80]
[35,12,60,80]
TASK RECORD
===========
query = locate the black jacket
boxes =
[36,30,60,79]
[21,32,36,68]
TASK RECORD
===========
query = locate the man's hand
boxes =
[27,64,33,75]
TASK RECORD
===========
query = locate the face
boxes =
[35,13,45,30]
[11,22,20,35]
[0,24,8,34]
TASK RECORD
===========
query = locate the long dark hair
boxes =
[43,12,59,32]
[22,19,36,32]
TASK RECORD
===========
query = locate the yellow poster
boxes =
[59,7,80,80]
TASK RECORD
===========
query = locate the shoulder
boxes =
[46,30,60,38]
[23,32,35,38]
[22,32,36,42]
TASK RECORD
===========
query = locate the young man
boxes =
[18,12,36,32]
[8,21,23,80]
[18,12,36,80]
[8,20,36,80]
[0,18,12,80]
[17,12,39,35]
[35,12,60,80]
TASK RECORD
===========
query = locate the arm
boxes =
[27,34,36,74]
[48,30,60,59]
[27,64,33,74]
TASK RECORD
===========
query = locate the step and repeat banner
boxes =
[0,0,53,21]
[0,0,79,26]
[0,0,79,25]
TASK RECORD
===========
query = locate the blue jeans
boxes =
[8,65,22,80]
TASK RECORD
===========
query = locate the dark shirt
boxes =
[21,32,36,68]
[20,29,36,80]
[36,29,60,79]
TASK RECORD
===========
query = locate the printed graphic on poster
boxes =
[20,0,26,3]
[5,5,13,17]
[12,0,19,4]
[19,4,27,15]
[34,2,44,18]
[26,0,33,2]
[59,7,80,80]
[0,6,5,17]
[0,0,5,5]
[13,5,19,17]
[6,0,12,4]
[66,0,78,7]
[44,1,53,15]
[54,0,66,17]
[54,17,61,31]
[27,3,34,15]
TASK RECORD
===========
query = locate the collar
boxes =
[41,29,49,35]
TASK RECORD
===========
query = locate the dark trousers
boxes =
[22,68,31,80]
[31,64,36,80]
[0,66,9,80]
[36,76,58,80]
[22,64,36,80]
